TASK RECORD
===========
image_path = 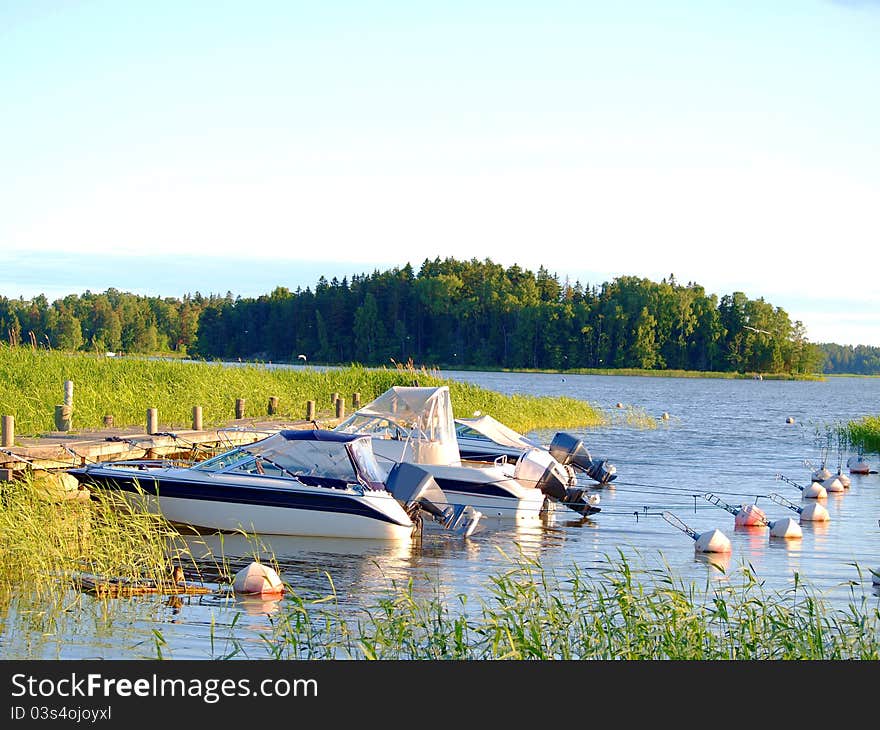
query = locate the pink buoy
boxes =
[233,561,285,597]
[734,503,767,527]
[769,516,802,539]
[835,471,851,488]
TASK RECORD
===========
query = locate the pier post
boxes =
[306,400,316,421]
[54,404,72,432]
[235,398,246,419]
[352,392,361,410]
[63,380,74,407]
[146,408,158,435]
[192,406,203,431]
[330,392,339,407]
[0,468,13,482]
[103,414,114,428]
[1,415,13,447]
[335,397,345,420]
[268,396,279,415]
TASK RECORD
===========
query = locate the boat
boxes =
[454,414,617,485]
[67,430,481,540]
[334,386,600,519]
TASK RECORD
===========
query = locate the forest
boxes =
[1,257,874,374]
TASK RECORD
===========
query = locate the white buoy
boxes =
[803,481,827,499]
[233,561,285,597]
[661,412,670,421]
[663,512,732,553]
[821,476,846,493]
[694,528,733,553]
[768,516,802,539]
[812,467,832,481]
[799,502,830,522]
[776,473,826,499]
[847,455,871,475]
[785,416,795,424]
[834,471,851,488]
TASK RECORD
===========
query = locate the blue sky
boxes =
[2,1,878,345]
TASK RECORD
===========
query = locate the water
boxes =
[3,372,879,658]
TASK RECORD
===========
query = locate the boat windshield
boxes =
[348,436,389,487]
[194,434,362,484]
[336,414,409,440]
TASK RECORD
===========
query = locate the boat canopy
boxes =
[336,386,461,466]
[455,415,539,451]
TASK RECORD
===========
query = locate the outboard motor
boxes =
[561,487,601,517]
[384,462,482,537]
[549,432,617,484]
[514,448,571,500]
[514,448,599,515]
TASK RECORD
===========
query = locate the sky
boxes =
[1,0,878,346]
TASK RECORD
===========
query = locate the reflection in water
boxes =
[695,550,732,578]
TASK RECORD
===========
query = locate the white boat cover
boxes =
[352,386,461,466]
[456,415,538,451]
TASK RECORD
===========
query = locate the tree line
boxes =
[0,258,873,374]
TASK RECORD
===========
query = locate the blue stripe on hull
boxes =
[73,471,407,526]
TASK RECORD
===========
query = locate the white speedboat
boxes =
[454,414,617,485]
[334,386,600,519]
[68,430,481,540]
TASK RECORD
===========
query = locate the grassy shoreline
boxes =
[0,348,606,437]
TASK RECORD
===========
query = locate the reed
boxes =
[257,552,880,660]
[0,472,195,599]
[845,415,880,455]
[0,348,605,436]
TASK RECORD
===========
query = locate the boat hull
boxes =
[70,467,416,540]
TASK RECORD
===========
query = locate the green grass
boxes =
[254,552,880,660]
[0,347,606,436]
[452,365,824,381]
[845,415,880,455]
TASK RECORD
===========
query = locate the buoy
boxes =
[835,470,851,488]
[799,502,830,522]
[663,512,732,553]
[695,528,733,553]
[616,402,624,409]
[821,476,846,493]
[812,467,832,481]
[704,493,766,527]
[734,503,767,527]
[803,481,827,499]
[776,473,826,499]
[661,412,670,420]
[847,455,871,475]
[233,561,284,597]
[768,516,802,539]
[769,493,826,525]
[785,417,795,424]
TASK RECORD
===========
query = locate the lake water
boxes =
[3,372,879,659]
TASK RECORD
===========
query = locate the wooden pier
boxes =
[0,416,339,476]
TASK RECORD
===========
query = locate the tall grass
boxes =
[845,415,880,455]
[257,552,880,660]
[0,473,190,596]
[0,347,605,436]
